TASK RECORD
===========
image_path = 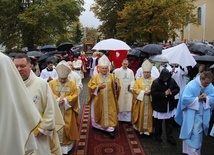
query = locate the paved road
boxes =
[79,76,214,155]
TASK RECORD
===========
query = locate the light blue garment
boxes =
[184,101,203,149]
[210,125,214,137]
[175,77,214,149]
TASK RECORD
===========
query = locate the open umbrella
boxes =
[8,52,24,57]
[27,51,44,57]
[193,55,214,64]
[188,42,214,56]
[46,55,61,63]
[57,42,73,51]
[127,48,149,59]
[128,48,141,57]
[38,54,50,62]
[40,45,57,52]
[140,44,163,54]
[92,38,131,51]
[149,54,168,62]
[51,50,67,55]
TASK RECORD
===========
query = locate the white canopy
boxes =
[162,43,196,68]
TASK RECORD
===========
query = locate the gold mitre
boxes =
[142,59,152,72]
[56,60,71,78]
[98,54,110,66]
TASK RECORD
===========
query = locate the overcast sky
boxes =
[79,0,101,28]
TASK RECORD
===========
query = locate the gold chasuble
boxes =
[132,77,154,133]
[49,79,79,145]
[88,73,120,128]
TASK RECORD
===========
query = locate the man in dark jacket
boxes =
[151,69,180,145]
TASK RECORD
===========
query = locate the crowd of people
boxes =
[1,46,214,155]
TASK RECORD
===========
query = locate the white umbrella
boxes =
[162,43,196,68]
[92,38,131,51]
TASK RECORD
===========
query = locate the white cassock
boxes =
[40,68,58,81]
[72,59,84,79]
[171,67,188,100]
[25,71,64,155]
[0,53,41,155]
[113,67,135,122]
[135,66,160,79]
[159,63,172,73]
[68,70,83,108]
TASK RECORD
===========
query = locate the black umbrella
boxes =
[51,50,67,55]
[38,54,50,62]
[128,48,149,58]
[140,44,163,54]
[188,42,214,56]
[193,55,214,64]
[46,55,61,63]
[40,45,57,52]
[57,42,73,51]
[27,51,44,57]
[8,52,24,57]
[71,44,83,54]
[128,48,141,57]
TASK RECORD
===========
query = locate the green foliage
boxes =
[91,0,197,44]
[91,0,129,39]
[0,0,84,51]
[70,22,83,45]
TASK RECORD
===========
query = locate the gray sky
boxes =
[79,0,101,28]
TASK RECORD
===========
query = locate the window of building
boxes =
[197,7,202,24]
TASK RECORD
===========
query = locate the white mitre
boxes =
[142,59,152,72]
[98,54,110,67]
[56,60,71,78]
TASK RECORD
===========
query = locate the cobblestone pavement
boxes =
[78,76,214,155]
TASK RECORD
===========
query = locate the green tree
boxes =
[71,22,83,45]
[91,0,197,44]
[116,0,197,44]
[0,0,84,50]
[91,0,129,39]
[84,27,99,40]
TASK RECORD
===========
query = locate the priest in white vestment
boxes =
[113,59,135,122]
[13,54,64,155]
[0,52,41,155]
[67,61,83,109]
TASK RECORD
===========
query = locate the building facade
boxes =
[181,0,214,42]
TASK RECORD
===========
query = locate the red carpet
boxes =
[72,104,147,155]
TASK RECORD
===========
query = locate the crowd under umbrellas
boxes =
[127,41,214,76]
[4,42,75,71]
[4,39,214,76]
[2,38,214,154]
